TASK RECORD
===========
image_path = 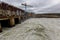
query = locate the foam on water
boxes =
[0,18,60,40]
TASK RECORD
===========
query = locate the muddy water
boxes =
[21,20,51,40]
[24,25,50,40]
[0,18,60,40]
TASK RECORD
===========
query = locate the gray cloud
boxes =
[1,0,60,13]
[1,0,23,7]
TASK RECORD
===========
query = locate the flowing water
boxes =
[0,18,60,40]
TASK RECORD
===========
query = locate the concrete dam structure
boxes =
[0,2,33,32]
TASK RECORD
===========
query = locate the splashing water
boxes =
[0,18,60,40]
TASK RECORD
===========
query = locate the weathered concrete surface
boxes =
[0,18,60,40]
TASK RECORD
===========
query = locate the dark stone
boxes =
[0,29,2,33]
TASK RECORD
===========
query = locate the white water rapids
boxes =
[0,18,60,40]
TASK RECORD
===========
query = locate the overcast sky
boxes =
[1,0,60,14]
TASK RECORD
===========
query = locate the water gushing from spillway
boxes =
[0,18,60,40]
[21,19,51,40]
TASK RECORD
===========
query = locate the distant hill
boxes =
[34,13,60,18]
